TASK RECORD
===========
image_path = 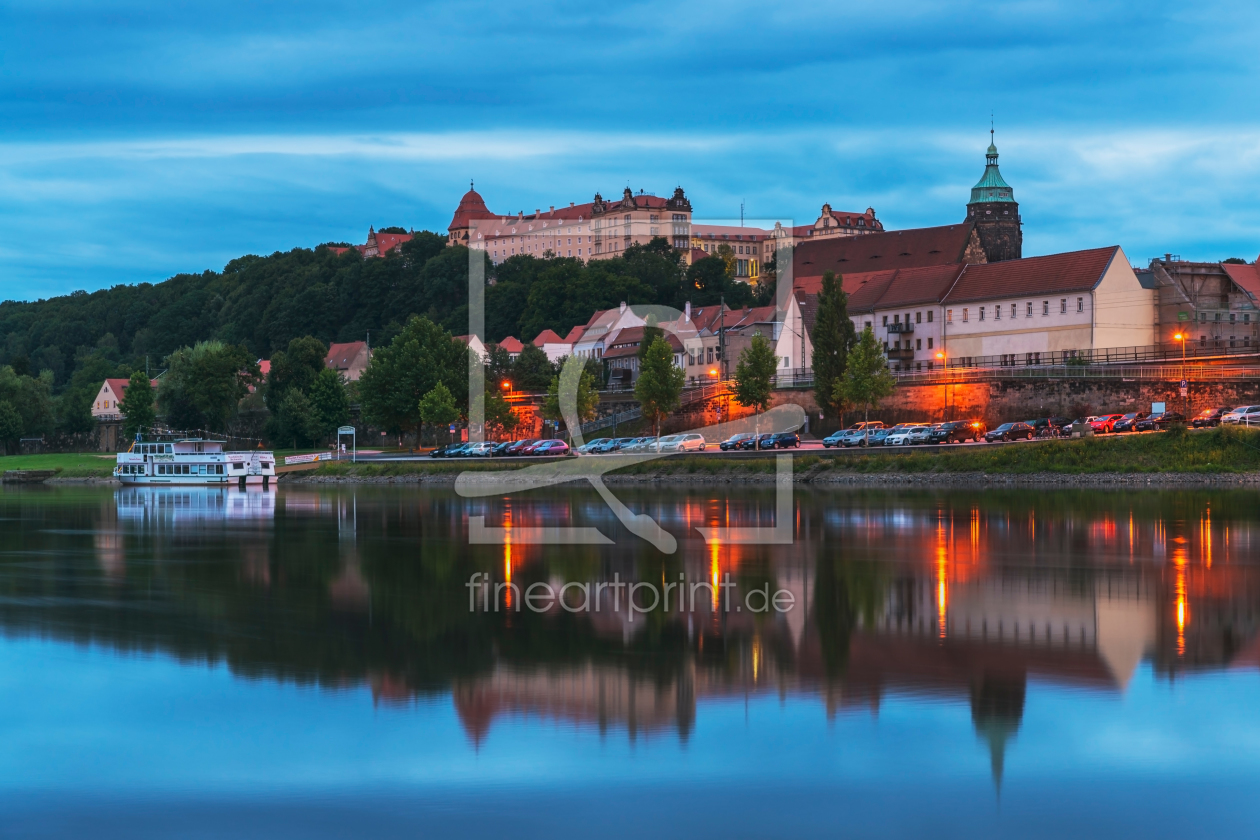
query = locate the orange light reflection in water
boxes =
[709,539,722,614]
[936,511,948,639]
[1173,543,1188,657]
[503,507,513,612]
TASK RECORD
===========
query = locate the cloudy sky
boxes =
[2,0,1259,299]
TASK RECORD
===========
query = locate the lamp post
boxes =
[709,367,724,423]
[1173,332,1186,415]
[935,351,947,422]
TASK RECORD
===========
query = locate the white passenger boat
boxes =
[114,436,277,487]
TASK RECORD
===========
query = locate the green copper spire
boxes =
[970,129,1015,204]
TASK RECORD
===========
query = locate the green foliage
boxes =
[157,341,259,432]
[812,271,858,419]
[359,316,470,439]
[685,255,755,308]
[265,336,327,413]
[542,363,601,428]
[418,381,460,445]
[0,401,22,451]
[0,366,55,440]
[308,367,351,438]
[484,343,514,390]
[638,322,664,362]
[511,342,555,392]
[732,332,778,413]
[119,371,155,438]
[483,391,519,439]
[1222,257,1248,265]
[839,326,895,420]
[274,388,322,448]
[634,336,685,437]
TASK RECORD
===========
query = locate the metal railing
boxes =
[892,364,1260,385]
[935,340,1259,370]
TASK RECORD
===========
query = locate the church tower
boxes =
[966,131,1022,262]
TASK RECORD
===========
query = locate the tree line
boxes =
[0,230,771,444]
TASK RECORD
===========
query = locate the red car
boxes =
[530,440,570,456]
[1090,414,1125,434]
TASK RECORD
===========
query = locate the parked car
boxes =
[1111,412,1150,433]
[867,428,893,446]
[491,441,515,456]
[885,425,927,446]
[1221,405,1260,425]
[720,433,755,451]
[505,439,538,455]
[1192,408,1227,428]
[577,438,612,454]
[590,438,622,453]
[906,425,936,445]
[1135,412,1186,431]
[747,433,776,450]
[985,422,1035,442]
[1227,405,1260,426]
[765,432,800,449]
[621,437,653,452]
[927,420,985,444]
[822,430,847,448]
[825,422,884,448]
[678,433,707,452]
[605,438,636,452]
[530,440,570,456]
[1090,414,1126,434]
[429,442,464,457]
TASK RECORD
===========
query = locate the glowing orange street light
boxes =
[501,380,511,391]
[935,351,947,421]
[708,368,719,378]
[1173,332,1187,413]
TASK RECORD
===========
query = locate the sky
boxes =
[1,0,1259,300]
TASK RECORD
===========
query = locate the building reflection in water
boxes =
[3,487,1257,789]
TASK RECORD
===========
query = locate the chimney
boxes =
[570,202,575,207]
[1165,253,1172,262]
[536,209,540,215]
[550,205,554,212]
[684,301,691,322]
[619,301,627,314]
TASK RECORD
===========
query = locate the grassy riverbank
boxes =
[0,453,117,478]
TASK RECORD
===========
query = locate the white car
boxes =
[884,429,914,446]
[1222,405,1260,425]
[907,425,935,444]
[466,442,496,456]
[658,434,705,452]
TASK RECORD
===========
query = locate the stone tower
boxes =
[966,131,1022,262]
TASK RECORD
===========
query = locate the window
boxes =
[916,312,922,324]
[995,305,1001,320]
[1042,301,1049,316]
[882,315,888,326]
[962,308,969,322]
[1215,313,1221,322]
[927,337,933,349]
[927,311,934,323]
[946,310,953,323]
[1077,297,1084,312]
[1011,304,1017,319]
[1246,314,1251,323]
[979,306,985,321]
[1061,299,1067,314]
[894,313,900,323]
[1231,313,1237,322]
[916,338,922,350]
[1027,302,1033,317]
[865,321,872,330]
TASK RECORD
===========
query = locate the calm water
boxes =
[1,483,1258,838]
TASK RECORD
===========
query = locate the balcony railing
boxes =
[886,322,914,334]
[886,347,915,361]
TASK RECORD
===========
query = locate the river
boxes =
[1,484,1257,838]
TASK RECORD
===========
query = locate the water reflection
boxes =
[1,485,1258,791]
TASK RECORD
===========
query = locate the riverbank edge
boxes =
[281,468,1260,488]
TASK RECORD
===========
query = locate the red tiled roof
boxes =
[326,246,350,256]
[326,341,368,370]
[794,223,978,287]
[258,360,271,377]
[1222,262,1260,300]
[372,232,411,253]
[605,327,684,354]
[532,329,564,346]
[497,336,524,353]
[562,325,586,343]
[942,246,1120,305]
[449,188,493,230]
[835,264,968,312]
[103,377,158,398]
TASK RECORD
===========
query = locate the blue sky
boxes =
[2,0,1259,299]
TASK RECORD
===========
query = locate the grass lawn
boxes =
[0,452,117,478]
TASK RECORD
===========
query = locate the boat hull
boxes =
[117,474,272,486]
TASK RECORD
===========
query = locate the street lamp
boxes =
[935,351,947,422]
[1173,332,1186,415]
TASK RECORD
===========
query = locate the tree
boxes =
[732,332,778,414]
[275,389,321,449]
[359,316,470,442]
[0,401,21,453]
[265,336,327,414]
[484,343,514,390]
[118,371,155,438]
[634,335,685,439]
[483,391,519,440]
[542,364,601,431]
[511,342,556,392]
[637,317,664,363]
[157,341,259,432]
[418,381,460,443]
[308,367,350,439]
[812,271,858,420]
[0,367,55,440]
[838,327,895,421]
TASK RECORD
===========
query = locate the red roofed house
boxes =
[325,342,372,381]
[1144,257,1260,351]
[454,334,487,360]
[495,336,524,359]
[92,377,159,421]
[326,227,413,258]
[531,329,571,363]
